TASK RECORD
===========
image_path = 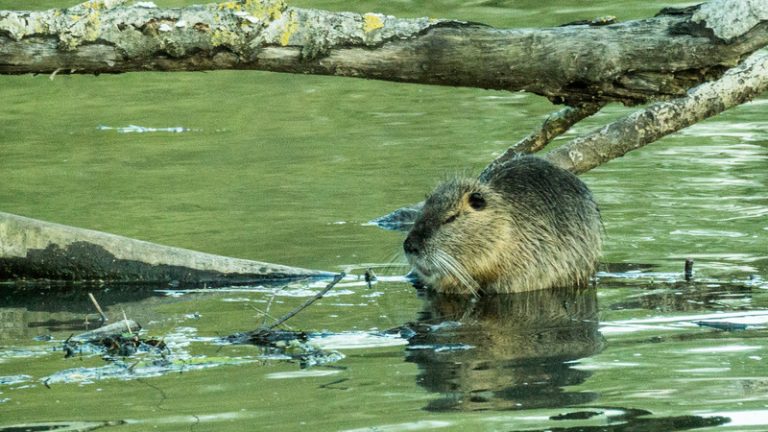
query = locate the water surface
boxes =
[1,0,767,430]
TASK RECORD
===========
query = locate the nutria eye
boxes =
[444,214,458,224]
[468,192,486,210]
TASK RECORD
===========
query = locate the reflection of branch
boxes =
[545,47,768,174]
[263,272,346,330]
[480,103,604,180]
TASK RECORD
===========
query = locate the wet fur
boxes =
[404,155,603,294]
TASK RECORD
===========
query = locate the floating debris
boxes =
[685,258,695,282]
[225,330,309,349]
[42,356,254,385]
[364,268,377,289]
[0,421,117,431]
[0,374,32,386]
[43,323,256,384]
[696,321,748,331]
[63,334,168,359]
[551,410,603,421]
[224,330,344,369]
[97,124,193,133]
[367,205,421,231]
[62,320,167,359]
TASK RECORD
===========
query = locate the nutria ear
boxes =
[468,192,486,210]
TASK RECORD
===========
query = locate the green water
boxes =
[2,0,768,431]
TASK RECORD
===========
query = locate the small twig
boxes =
[49,68,63,80]
[251,306,285,329]
[514,102,605,154]
[261,283,290,328]
[364,268,377,289]
[121,309,133,336]
[685,258,694,282]
[264,272,345,330]
[480,102,604,179]
[88,292,109,323]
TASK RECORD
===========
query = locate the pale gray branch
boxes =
[1,0,767,104]
[544,47,768,174]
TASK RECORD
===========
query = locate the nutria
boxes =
[403,155,602,294]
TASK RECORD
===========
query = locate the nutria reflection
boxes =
[403,287,603,411]
[404,156,602,294]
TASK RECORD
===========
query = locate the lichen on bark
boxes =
[1,0,766,104]
[692,0,768,42]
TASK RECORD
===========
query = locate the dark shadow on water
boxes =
[1,282,198,338]
[0,282,166,313]
[534,408,730,432]
[0,282,174,340]
[0,279,298,313]
[404,287,603,411]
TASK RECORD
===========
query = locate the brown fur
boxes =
[403,155,602,294]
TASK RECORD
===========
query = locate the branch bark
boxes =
[544,46,768,174]
[1,0,767,104]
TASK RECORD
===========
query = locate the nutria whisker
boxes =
[432,248,480,296]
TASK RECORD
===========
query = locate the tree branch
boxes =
[1,0,767,104]
[544,46,768,174]
[479,102,605,181]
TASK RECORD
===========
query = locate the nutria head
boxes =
[404,156,602,294]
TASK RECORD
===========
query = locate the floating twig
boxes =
[48,67,62,80]
[684,258,694,282]
[264,272,345,330]
[88,292,109,323]
[121,309,133,336]
[261,282,290,328]
[364,268,377,289]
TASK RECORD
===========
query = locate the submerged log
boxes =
[0,211,331,285]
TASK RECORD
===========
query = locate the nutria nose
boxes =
[403,236,419,255]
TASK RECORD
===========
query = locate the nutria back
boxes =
[403,155,602,294]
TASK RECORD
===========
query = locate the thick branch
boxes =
[544,47,768,174]
[1,0,767,104]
